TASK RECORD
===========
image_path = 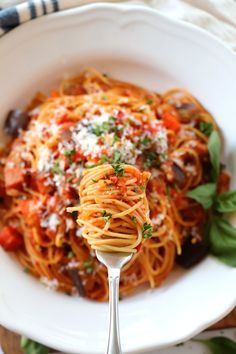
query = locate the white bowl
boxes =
[0,4,236,354]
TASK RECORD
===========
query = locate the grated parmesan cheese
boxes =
[40,277,59,291]
[152,213,165,226]
[41,213,60,231]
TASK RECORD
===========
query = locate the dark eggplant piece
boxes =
[175,103,197,122]
[172,163,186,187]
[176,237,209,269]
[67,268,85,297]
[4,109,29,137]
[176,103,196,111]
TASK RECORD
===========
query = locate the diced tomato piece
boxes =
[110,176,118,184]
[57,113,68,124]
[162,112,181,132]
[50,90,60,98]
[116,110,125,120]
[217,171,230,194]
[17,199,31,219]
[0,226,23,251]
[4,166,24,191]
[17,199,40,226]
[36,177,53,194]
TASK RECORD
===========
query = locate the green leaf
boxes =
[198,337,236,354]
[209,216,236,266]
[215,190,236,213]
[21,337,49,354]
[199,122,213,137]
[186,183,216,209]
[208,131,221,181]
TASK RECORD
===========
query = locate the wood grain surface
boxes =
[1,309,236,354]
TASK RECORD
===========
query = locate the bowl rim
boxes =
[0,3,236,353]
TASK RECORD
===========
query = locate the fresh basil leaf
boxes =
[209,216,236,266]
[186,183,216,209]
[215,190,236,213]
[21,336,49,354]
[198,337,236,354]
[199,121,213,137]
[208,131,221,182]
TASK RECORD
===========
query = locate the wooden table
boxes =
[1,309,236,354]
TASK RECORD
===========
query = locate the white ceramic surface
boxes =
[0,4,236,354]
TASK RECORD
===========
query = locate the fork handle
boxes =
[106,268,122,354]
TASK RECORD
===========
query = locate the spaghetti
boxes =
[67,164,151,253]
[0,68,230,300]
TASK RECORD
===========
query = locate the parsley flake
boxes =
[51,160,63,175]
[83,259,93,274]
[102,210,112,222]
[113,150,121,164]
[112,163,124,177]
[131,216,137,222]
[142,222,153,239]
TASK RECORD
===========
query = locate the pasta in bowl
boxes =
[0,68,235,302]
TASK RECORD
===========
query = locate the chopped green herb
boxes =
[91,116,117,137]
[199,121,213,137]
[67,175,74,183]
[92,178,97,183]
[142,222,153,239]
[63,149,75,164]
[102,210,112,222]
[112,163,124,177]
[23,267,29,273]
[112,134,120,144]
[131,216,137,222]
[100,154,109,163]
[139,135,152,146]
[68,251,75,258]
[143,151,159,169]
[139,185,145,191]
[51,160,63,175]
[146,99,153,105]
[64,149,75,157]
[113,150,121,164]
[83,259,93,274]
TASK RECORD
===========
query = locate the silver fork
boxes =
[96,251,133,354]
